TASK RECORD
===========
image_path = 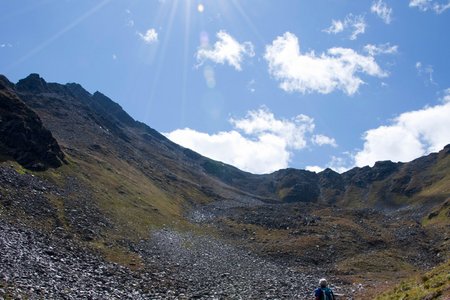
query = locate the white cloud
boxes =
[312,135,338,147]
[364,43,398,56]
[165,107,335,174]
[409,0,430,10]
[125,9,134,27]
[138,28,158,44]
[247,79,256,93]
[416,61,436,85]
[434,2,450,13]
[410,0,429,7]
[306,154,353,174]
[310,91,450,172]
[305,166,324,173]
[349,15,367,40]
[264,32,388,95]
[230,107,315,150]
[323,20,345,34]
[354,96,450,167]
[442,88,450,103]
[166,128,290,174]
[323,14,367,40]
[327,155,354,173]
[196,30,255,71]
[409,0,450,13]
[371,0,393,24]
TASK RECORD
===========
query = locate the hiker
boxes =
[314,278,335,300]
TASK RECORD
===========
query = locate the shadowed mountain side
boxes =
[0,75,65,170]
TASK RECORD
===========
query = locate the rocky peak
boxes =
[443,144,450,154]
[16,73,49,94]
[0,75,15,90]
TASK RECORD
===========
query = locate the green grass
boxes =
[376,260,450,300]
[414,154,450,203]
[422,199,450,227]
[30,152,203,268]
[46,193,70,229]
[58,153,188,238]
[337,250,415,275]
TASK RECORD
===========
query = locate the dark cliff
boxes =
[0,75,65,170]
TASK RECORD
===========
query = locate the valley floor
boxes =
[0,163,448,299]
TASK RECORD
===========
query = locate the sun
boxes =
[197,3,205,13]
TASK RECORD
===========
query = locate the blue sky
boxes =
[1,0,449,174]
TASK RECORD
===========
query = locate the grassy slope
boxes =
[376,260,450,300]
[13,146,208,269]
[419,153,450,202]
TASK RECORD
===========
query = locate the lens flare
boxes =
[203,66,216,89]
[197,4,204,13]
[200,31,209,47]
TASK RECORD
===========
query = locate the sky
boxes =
[1,0,449,174]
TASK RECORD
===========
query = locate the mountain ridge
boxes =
[4,73,450,209]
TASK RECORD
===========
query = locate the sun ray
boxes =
[229,0,267,45]
[143,0,180,121]
[180,0,193,126]
[3,0,112,73]
[0,0,53,23]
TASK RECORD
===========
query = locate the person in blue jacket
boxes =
[314,278,336,300]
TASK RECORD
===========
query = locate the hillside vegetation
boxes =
[376,260,450,300]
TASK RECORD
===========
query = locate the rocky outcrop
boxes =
[0,76,65,170]
[15,73,50,94]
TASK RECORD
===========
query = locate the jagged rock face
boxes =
[15,73,49,93]
[0,76,65,170]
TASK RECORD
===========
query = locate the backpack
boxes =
[314,287,335,300]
